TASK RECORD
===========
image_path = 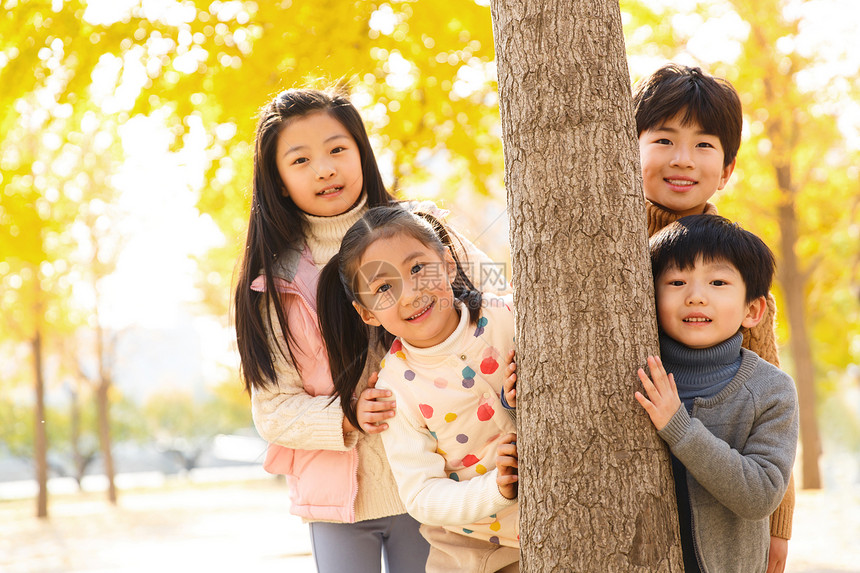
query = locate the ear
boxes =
[280,184,290,198]
[352,301,381,327]
[741,295,767,329]
[717,158,736,190]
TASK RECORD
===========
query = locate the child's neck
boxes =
[646,200,717,237]
[303,194,368,266]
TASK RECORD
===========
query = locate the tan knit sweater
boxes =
[647,200,794,540]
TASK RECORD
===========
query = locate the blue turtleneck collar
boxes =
[659,331,743,412]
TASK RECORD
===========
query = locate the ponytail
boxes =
[318,252,374,431]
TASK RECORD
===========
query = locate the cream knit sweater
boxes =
[251,195,406,522]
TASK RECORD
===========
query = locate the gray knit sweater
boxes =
[658,346,799,572]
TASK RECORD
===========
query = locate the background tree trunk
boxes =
[730,2,823,489]
[96,323,117,504]
[491,0,682,570]
[33,315,49,519]
[775,168,822,489]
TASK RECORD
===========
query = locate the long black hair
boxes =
[234,88,396,393]
[317,206,483,430]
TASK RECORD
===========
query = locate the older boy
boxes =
[633,64,794,571]
[636,215,799,573]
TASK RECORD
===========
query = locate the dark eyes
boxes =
[290,146,348,165]
[653,139,716,148]
[411,263,424,274]
[666,279,729,286]
[375,283,391,294]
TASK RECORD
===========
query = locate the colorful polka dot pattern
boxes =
[377,293,518,548]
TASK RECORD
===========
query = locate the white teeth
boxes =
[683,317,711,322]
[318,186,341,195]
[407,304,431,320]
[666,179,694,186]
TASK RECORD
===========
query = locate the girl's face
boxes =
[352,233,460,348]
[276,111,363,217]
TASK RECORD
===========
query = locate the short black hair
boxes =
[633,64,742,168]
[649,214,775,302]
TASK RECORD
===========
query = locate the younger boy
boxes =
[636,215,799,573]
[633,64,794,569]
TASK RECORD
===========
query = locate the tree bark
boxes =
[491,0,682,570]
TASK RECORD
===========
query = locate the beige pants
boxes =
[420,524,520,573]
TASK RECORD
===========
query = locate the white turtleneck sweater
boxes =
[302,194,368,267]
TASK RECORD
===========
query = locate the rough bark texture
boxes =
[490,1,683,570]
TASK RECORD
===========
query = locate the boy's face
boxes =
[655,256,765,349]
[639,113,735,217]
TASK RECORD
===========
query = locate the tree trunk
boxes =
[491,1,682,570]
[774,166,822,489]
[735,2,821,489]
[69,383,87,488]
[96,325,117,504]
[32,319,49,519]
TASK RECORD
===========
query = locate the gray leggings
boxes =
[308,513,430,573]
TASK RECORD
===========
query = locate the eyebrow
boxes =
[653,125,714,137]
[708,261,739,273]
[282,134,351,157]
[365,251,424,285]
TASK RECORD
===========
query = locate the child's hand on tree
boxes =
[496,433,519,500]
[354,372,396,434]
[635,355,682,431]
[503,349,517,408]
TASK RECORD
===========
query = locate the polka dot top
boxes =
[377,293,519,548]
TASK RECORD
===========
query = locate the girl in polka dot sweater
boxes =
[318,206,520,573]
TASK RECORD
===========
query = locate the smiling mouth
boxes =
[406,301,433,321]
[683,317,711,323]
[665,179,696,187]
[317,186,342,196]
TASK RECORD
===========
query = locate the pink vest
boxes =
[250,247,359,523]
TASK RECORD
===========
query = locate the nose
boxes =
[312,159,336,180]
[669,146,694,169]
[685,284,706,305]
[399,273,425,309]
